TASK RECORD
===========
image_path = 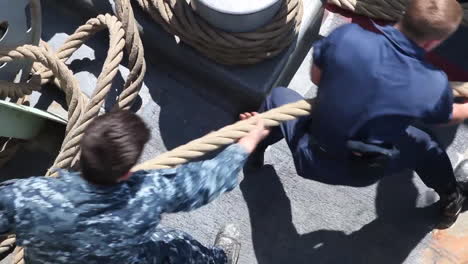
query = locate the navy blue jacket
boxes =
[311,23,453,156]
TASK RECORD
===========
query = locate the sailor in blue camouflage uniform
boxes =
[0,110,269,264]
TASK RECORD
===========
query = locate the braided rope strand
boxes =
[134,0,303,65]
[133,98,315,170]
[45,14,126,173]
[114,0,147,110]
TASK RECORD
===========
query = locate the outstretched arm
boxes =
[147,120,269,213]
[155,143,248,213]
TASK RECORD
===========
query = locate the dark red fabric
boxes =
[324,4,468,82]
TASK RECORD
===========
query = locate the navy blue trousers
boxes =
[258,87,457,194]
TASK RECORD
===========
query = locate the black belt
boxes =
[311,139,396,169]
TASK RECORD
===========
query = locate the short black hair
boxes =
[80,110,150,185]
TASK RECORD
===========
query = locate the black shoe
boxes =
[454,159,468,195]
[437,185,466,229]
[214,224,241,264]
[245,147,266,170]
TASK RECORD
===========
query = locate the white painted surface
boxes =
[200,0,279,13]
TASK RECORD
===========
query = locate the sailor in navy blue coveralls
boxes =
[251,23,464,222]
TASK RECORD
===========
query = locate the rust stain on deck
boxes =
[423,212,468,264]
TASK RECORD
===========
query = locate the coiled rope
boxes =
[134,0,304,65]
[0,0,146,262]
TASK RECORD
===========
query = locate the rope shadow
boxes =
[40,1,143,113]
[143,63,244,151]
[241,165,438,264]
[67,57,143,112]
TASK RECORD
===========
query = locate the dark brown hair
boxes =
[401,0,463,41]
[80,110,150,185]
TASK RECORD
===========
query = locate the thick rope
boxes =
[328,0,468,26]
[0,2,145,261]
[49,14,125,172]
[133,98,315,170]
[0,46,85,174]
[0,6,146,261]
[32,7,146,111]
[31,12,144,171]
[33,15,124,86]
[135,0,303,65]
[0,99,316,264]
[452,82,468,98]
[13,246,24,264]
[20,15,125,174]
[114,0,147,110]
[0,75,41,99]
[0,235,15,256]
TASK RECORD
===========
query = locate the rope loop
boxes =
[135,0,304,65]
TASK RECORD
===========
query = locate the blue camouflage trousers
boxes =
[146,228,227,264]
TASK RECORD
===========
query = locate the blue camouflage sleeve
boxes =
[145,144,248,213]
[0,181,16,235]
